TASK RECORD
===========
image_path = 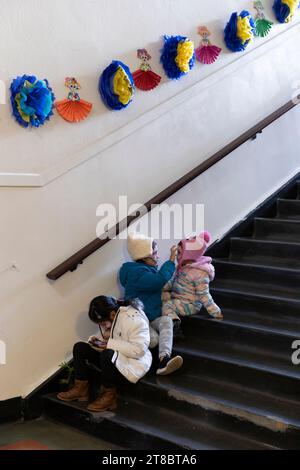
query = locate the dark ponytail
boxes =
[88,296,144,324]
[117,298,144,311]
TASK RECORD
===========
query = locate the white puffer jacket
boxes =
[103,306,152,383]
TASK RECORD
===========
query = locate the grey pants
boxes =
[149,316,173,359]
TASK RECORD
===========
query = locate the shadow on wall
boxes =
[75,309,95,340]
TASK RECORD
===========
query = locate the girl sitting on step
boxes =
[57,296,152,412]
[162,232,223,321]
[119,231,183,376]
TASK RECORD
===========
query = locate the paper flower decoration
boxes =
[224,11,256,52]
[55,77,92,123]
[254,1,273,37]
[273,0,300,23]
[10,75,55,128]
[132,49,161,91]
[99,61,134,111]
[195,26,222,65]
[160,35,195,80]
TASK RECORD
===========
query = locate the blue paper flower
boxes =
[160,35,195,80]
[273,0,300,23]
[99,61,135,111]
[224,11,256,52]
[10,75,55,128]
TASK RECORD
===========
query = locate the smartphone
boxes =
[89,338,106,347]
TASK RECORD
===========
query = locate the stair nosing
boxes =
[213,258,300,273]
[230,237,300,248]
[255,217,300,224]
[277,198,300,203]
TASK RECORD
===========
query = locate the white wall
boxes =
[1,0,300,400]
[0,0,299,181]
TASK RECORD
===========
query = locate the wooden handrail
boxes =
[47,99,298,280]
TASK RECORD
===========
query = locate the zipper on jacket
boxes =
[110,308,120,340]
[110,310,120,365]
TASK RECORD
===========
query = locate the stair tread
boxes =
[277,199,300,219]
[229,237,300,268]
[187,311,300,339]
[211,286,300,306]
[174,343,300,381]
[213,278,300,301]
[182,315,296,371]
[214,258,300,273]
[209,309,300,337]
[142,373,300,429]
[44,395,278,450]
[254,217,300,242]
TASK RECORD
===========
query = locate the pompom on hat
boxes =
[127,231,155,261]
[177,231,212,271]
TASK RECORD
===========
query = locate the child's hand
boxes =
[88,336,107,349]
[88,336,99,344]
[94,340,107,349]
[170,245,177,262]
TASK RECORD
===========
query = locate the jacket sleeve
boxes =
[194,275,221,316]
[107,317,150,359]
[134,260,176,293]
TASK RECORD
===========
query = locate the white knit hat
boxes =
[127,231,154,261]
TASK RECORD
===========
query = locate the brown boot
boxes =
[86,387,117,412]
[57,379,89,402]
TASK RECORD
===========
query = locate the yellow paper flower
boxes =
[176,40,194,73]
[283,0,299,22]
[113,67,133,105]
[237,16,254,44]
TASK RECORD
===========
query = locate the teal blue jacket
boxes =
[119,260,175,321]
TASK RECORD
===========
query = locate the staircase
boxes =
[43,177,300,450]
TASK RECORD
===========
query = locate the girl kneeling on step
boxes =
[57,296,152,412]
[162,232,223,321]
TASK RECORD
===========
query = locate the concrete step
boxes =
[213,259,300,302]
[277,199,300,220]
[254,217,300,243]
[229,237,300,269]
[43,394,280,450]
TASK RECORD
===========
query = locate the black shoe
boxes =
[156,355,183,376]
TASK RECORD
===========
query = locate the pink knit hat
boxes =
[177,231,211,270]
